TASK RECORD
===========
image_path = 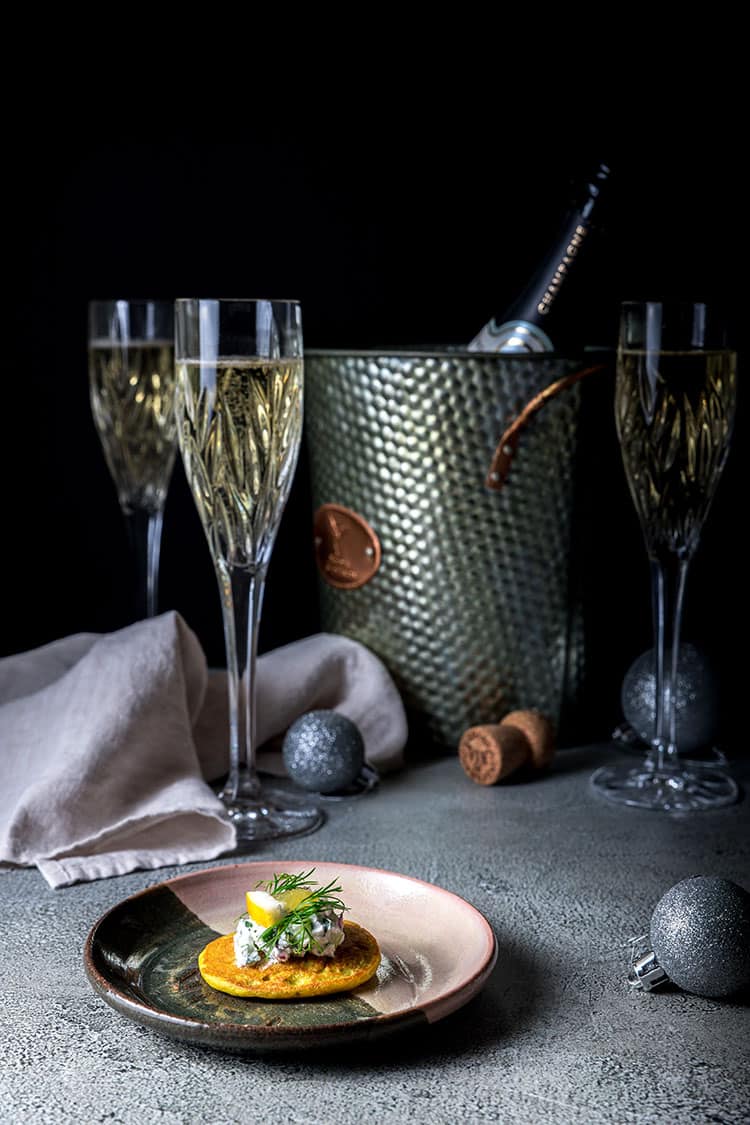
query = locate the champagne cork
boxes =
[458,710,555,786]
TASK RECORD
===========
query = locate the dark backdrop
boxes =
[5,129,745,747]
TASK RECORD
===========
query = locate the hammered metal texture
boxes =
[305,350,585,753]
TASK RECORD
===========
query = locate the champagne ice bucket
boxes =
[305,349,587,752]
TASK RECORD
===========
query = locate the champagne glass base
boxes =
[221,795,325,846]
[590,763,739,812]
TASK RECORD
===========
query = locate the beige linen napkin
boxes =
[0,612,407,888]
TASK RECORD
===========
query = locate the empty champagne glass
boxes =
[175,298,323,844]
[591,300,737,810]
[88,300,176,619]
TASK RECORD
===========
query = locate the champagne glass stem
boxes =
[125,508,164,619]
[650,554,689,769]
[218,562,267,806]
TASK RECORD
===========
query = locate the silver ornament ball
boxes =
[283,710,365,793]
[650,876,750,998]
[621,644,719,754]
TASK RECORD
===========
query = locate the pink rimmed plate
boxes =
[84,860,497,1053]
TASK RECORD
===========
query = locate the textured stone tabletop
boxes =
[1,745,749,1124]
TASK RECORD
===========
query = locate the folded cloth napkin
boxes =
[0,612,407,888]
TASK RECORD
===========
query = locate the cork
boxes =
[458,710,555,786]
[499,710,556,770]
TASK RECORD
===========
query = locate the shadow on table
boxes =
[550,742,616,776]
[324,939,544,1070]
[160,934,547,1069]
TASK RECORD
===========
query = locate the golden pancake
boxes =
[198,920,381,1000]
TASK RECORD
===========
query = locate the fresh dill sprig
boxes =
[255,869,346,956]
[259,869,320,898]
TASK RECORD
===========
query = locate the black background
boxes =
[4,123,745,749]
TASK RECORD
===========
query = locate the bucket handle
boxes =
[485,362,607,491]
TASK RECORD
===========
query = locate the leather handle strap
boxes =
[485,363,607,491]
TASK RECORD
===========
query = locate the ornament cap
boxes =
[628,946,669,992]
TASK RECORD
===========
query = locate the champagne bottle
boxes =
[468,162,611,354]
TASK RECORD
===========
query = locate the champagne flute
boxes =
[88,300,176,619]
[175,298,323,844]
[591,300,737,811]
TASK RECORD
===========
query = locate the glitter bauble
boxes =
[650,876,750,998]
[282,710,365,793]
[621,645,719,753]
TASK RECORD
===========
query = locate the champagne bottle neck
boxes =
[469,162,611,355]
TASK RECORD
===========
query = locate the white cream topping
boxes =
[233,909,345,967]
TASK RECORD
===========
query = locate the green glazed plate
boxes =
[84,860,497,1053]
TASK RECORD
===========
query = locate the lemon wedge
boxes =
[245,890,286,929]
[278,887,311,912]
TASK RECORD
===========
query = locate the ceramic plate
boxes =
[84,860,497,1052]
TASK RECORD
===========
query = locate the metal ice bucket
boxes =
[305,348,587,752]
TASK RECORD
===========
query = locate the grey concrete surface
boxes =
[1,745,749,1125]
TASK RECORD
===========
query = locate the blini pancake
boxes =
[198,920,381,999]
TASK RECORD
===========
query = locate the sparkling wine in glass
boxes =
[88,300,177,619]
[175,298,323,844]
[591,301,738,811]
